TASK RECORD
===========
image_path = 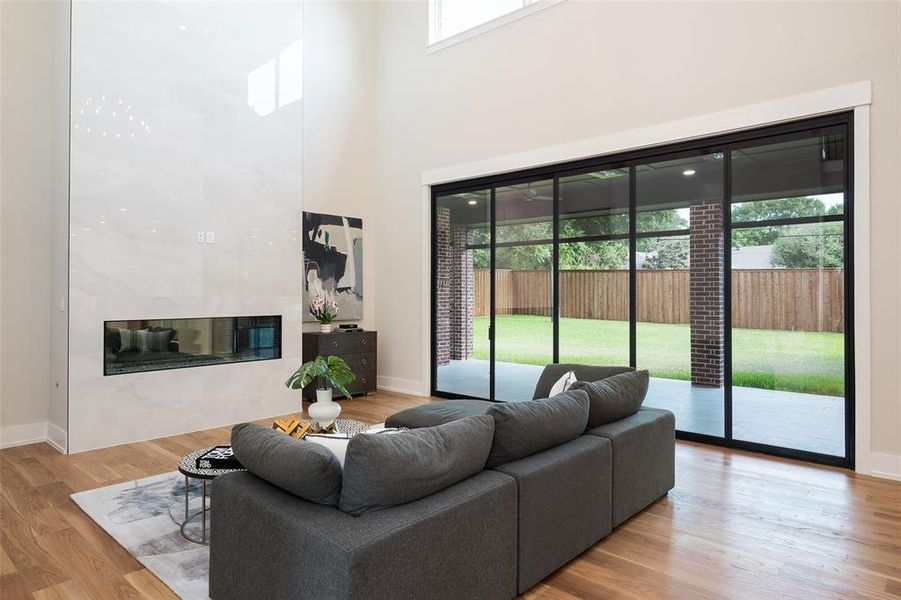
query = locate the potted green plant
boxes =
[285,355,355,428]
[310,294,339,333]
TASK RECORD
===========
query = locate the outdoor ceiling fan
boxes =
[522,183,554,202]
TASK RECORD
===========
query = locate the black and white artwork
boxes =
[302,212,363,321]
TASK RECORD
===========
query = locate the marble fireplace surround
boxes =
[66,1,304,452]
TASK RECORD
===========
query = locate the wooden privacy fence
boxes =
[473,269,844,333]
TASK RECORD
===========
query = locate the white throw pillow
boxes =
[305,436,351,467]
[549,370,577,397]
[306,425,405,467]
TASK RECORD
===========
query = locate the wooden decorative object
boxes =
[271,416,312,439]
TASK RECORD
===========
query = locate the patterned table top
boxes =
[177,418,369,480]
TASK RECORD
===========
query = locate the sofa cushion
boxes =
[584,408,675,526]
[231,423,343,506]
[548,370,577,396]
[492,436,612,593]
[571,370,650,428]
[339,415,494,516]
[385,399,493,429]
[532,364,634,400]
[485,389,589,468]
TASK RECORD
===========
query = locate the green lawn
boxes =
[474,315,845,396]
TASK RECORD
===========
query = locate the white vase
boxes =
[319,323,332,334]
[308,388,341,429]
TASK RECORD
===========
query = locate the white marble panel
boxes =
[69,1,303,452]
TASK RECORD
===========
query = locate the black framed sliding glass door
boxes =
[493,179,554,401]
[636,151,726,438]
[430,112,854,468]
[433,188,491,399]
[728,127,851,461]
[557,168,631,368]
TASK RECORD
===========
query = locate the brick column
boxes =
[689,201,724,387]
[434,209,475,365]
[435,207,451,366]
[450,226,474,360]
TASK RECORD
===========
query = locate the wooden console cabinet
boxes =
[301,331,377,399]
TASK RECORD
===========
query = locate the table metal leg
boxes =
[184,475,189,524]
[202,480,207,543]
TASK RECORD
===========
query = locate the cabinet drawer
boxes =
[317,332,376,355]
[343,353,375,374]
[306,370,375,398]
[347,371,376,394]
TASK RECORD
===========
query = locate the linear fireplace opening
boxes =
[104,316,282,375]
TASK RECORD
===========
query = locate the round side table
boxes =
[177,420,369,545]
[178,448,245,545]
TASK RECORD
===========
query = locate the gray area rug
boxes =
[71,471,210,599]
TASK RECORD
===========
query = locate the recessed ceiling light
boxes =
[467,200,477,205]
[682,169,696,176]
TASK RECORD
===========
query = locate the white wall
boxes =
[303,0,377,331]
[373,2,901,468]
[48,0,71,452]
[0,0,380,452]
[67,1,304,452]
[0,1,65,447]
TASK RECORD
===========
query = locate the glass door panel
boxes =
[434,189,491,399]
[636,153,725,437]
[558,169,630,366]
[730,131,847,457]
[493,179,554,401]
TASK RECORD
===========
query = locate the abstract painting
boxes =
[302,212,363,321]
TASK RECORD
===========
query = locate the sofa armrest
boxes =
[210,470,518,600]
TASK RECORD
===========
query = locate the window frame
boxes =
[430,112,855,470]
[428,0,566,53]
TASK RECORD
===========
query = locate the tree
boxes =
[635,209,688,252]
[642,238,689,269]
[731,197,826,247]
[559,241,628,270]
[770,223,843,268]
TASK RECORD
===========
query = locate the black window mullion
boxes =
[552,176,560,364]
[489,186,497,401]
[730,214,844,230]
[629,165,637,369]
[724,149,733,443]
[843,121,855,468]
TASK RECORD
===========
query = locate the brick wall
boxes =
[689,201,724,387]
[435,207,451,366]
[435,208,475,365]
[450,226,475,360]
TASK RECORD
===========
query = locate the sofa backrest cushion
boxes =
[571,370,650,428]
[385,399,493,429]
[532,364,634,400]
[339,415,495,516]
[231,423,343,506]
[485,389,589,468]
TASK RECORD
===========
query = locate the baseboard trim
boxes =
[46,422,68,453]
[0,422,48,449]
[865,452,901,481]
[377,375,428,397]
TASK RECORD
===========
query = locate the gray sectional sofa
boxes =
[209,365,674,600]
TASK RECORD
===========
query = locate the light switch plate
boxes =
[206,230,215,244]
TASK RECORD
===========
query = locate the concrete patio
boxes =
[436,359,844,457]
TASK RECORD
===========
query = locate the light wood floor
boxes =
[1,390,899,599]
